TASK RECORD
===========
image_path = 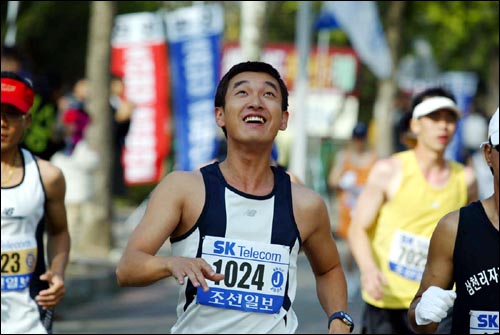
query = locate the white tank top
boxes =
[1,148,50,334]
[170,163,301,334]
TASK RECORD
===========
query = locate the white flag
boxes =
[321,1,393,79]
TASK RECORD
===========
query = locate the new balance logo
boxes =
[244,209,257,217]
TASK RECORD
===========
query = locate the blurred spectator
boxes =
[1,46,32,80]
[51,79,97,259]
[328,122,378,239]
[110,74,134,198]
[392,90,412,152]
[51,134,98,260]
[462,108,494,198]
[58,79,90,154]
[396,111,417,151]
[462,107,489,155]
[1,46,22,71]
[328,122,378,273]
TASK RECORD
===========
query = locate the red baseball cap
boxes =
[1,76,35,113]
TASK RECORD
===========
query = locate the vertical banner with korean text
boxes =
[165,4,224,171]
[111,12,171,185]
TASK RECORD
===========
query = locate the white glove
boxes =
[415,286,456,325]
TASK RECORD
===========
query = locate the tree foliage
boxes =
[1,1,498,108]
[397,1,499,93]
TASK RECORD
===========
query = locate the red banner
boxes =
[111,13,171,185]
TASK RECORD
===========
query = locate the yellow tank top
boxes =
[362,150,467,309]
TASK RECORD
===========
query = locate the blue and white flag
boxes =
[319,1,393,79]
[165,4,224,171]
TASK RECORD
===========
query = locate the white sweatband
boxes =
[412,97,461,119]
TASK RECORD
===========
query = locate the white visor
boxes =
[412,96,461,119]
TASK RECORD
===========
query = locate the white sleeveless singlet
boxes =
[1,148,50,334]
[170,162,302,334]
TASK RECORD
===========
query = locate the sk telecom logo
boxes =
[213,240,236,256]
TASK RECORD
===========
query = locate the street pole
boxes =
[289,1,311,184]
[240,1,267,61]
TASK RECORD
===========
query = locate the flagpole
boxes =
[289,1,312,184]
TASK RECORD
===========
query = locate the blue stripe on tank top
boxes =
[270,167,296,313]
[183,163,228,311]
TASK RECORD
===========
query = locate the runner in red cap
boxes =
[1,71,71,334]
[1,74,35,113]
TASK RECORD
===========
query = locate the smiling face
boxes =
[215,71,289,145]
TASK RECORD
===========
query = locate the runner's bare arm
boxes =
[347,157,400,300]
[295,185,350,334]
[408,211,458,333]
[37,159,70,308]
[116,171,224,290]
[38,159,70,278]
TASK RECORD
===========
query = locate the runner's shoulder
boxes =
[368,155,401,182]
[157,169,204,193]
[36,156,65,188]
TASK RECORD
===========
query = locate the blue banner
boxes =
[441,71,478,163]
[165,4,224,170]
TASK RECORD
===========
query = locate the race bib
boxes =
[197,236,290,314]
[470,310,499,334]
[388,230,429,281]
[1,235,38,291]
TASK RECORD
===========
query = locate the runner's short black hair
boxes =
[214,61,288,111]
